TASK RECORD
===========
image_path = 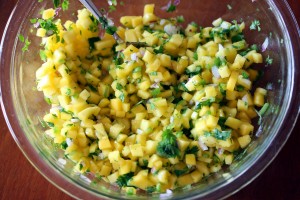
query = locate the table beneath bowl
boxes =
[1,1,300,199]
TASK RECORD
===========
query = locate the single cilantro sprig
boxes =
[265,55,273,66]
[156,128,180,158]
[250,20,261,31]
[116,172,134,188]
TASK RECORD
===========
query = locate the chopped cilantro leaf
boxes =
[174,167,189,176]
[193,52,198,60]
[218,117,227,129]
[146,186,156,193]
[61,141,68,149]
[151,88,161,97]
[153,45,164,54]
[176,15,185,23]
[133,66,142,73]
[108,5,116,12]
[212,129,231,141]
[53,0,60,8]
[156,128,180,158]
[46,121,55,128]
[250,20,261,31]
[30,18,37,24]
[150,102,156,110]
[167,4,176,12]
[185,146,199,155]
[88,84,97,92]
[185,66,202,77]
[88,37,101,50]
[62,0,69,11]
[236,85,244,91]
[39,50,47,62]
[149,71,158,76]
[39,18,58,35]
[65,88,72,96]
[116,172,134,188]
[116,83,123,91]
[18,34,25,42]
[265,55,273,66]
[231,33,244,43]
[241,71,249,79]
[178,82,189,92]
[195,98,215,110]
[22,38,31,52]
[119,93,125,102]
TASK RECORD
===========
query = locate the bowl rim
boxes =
[1,0,300,199]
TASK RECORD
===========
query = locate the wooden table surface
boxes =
[0,1,299,199]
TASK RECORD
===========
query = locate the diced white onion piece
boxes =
[71,118,80,123]
[160,19,166,25]
[198,137,208,151]
[131,53,137,61]
[218,44,224,51]
[58,158,67,165]
[261,37,269,52]
[164,24,179,35]
[150,82,159,89]
[242,95,248,103]
[266,83,273,90]
[66,138,73,146]
[218,148,224,155]
[212,66,221,78]
[80,174,92,184]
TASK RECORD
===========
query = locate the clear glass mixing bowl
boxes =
[1,0,300,199]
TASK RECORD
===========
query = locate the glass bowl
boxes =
[1,0,300,199]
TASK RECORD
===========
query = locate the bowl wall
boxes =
[1,0,300,199]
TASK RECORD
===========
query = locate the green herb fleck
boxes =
[38,18,58,35]
[39,50,47,62]
[149,71,158,76]
[116,172,134,188]
[30,18,38,24]
[176,15,185,23]
[22,38,31,52]
[62,0,69,11]
[133,66,142,73]
[53,0,60,8]
[151,88,161,97]
[193,52,198,60]
[119,93,125,102]
[116,83,123,91]
[146,186,156,193]
[212,129,231,141]
[46,121,55,128]
[241,71,249,79]
[185,146,199,155]
[18,34,25,42]
[166,4,176,13]
[250,20,261,31]
[88,37,100,50]
[156,128,180,158]
[265,55,273,66]
[61,141,68,149]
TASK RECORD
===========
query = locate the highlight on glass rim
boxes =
[18,0,274,195]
